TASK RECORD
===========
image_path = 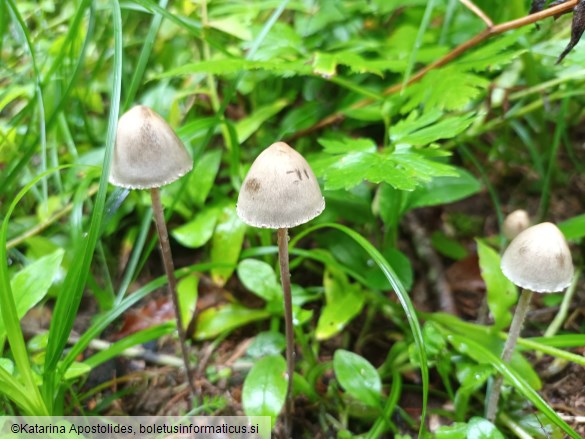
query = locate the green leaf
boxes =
[211,204,247,286]
[235,98,289,143]
[467,417,505,439]
[431,232,468,260]
[333,349,382,409]
[407,167,481,210]
[0,359,14,375]
[247,331,286,358]
[242,354,287,422]
[172,206,220,248]
[188,150,222,206]
[403,67,489,112]
[558,213,585,240]
[195,304,270,340]
[158,59,312,79]
[316,270,365,340]
[237,259,280,302]
[476,240,517,330]
[391,111,475,146]
[178,274,198,331]
[1,249,64,337]
[448,335,579,438]
[208,17,252,40]
[63,362,91,381]
[314,143,457,191]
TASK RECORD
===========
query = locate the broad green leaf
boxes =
[334,349,382,409]
[0,359,14,375]
[178,274,198,331]
[435,422,468,438]
[448,335,579,438]
[467,417,505,439]
[1,249,64,336]
[235,98,289,143]
[391,110,475,146]
[431,232,468,260]
[316,270,365,340]
[242,355,287,422]
[211,204,247,285]
[476,240,517,330]
[195,304,270,340]
[172,207,220,248]
[558,213,585,240]
[312,52,337,77]
[407,168,481,210]
[247,331,286,358]
[237,259,280,302]
[188,150,222,206]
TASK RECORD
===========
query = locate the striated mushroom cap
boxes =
[501,222,573,293]
[237,142,325,229]
[109,105,192,189]
[502,209,531,240]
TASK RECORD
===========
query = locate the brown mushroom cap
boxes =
[502,209,531,240]
[501,222,573,293]
[109,105,192,189]
[237,142,325,229]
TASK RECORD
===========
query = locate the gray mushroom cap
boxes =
[501,222,573,293]
[237,142,325,229]
[109,105,193,189]
[502,209,531,240]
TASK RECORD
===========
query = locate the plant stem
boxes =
[150,187,197,400]
[277,227,294,437]
[486,289,533,421]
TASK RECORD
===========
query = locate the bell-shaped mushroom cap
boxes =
[501,222,573,293]
[502,209,531,240]
[109,105,192,189]
[237,142,325,229]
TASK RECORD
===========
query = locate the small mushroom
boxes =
[502,209,531,240]
[486,222,573,421]
[110,105,196,397]
[237,141,325,435]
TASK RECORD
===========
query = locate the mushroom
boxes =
[110,105,196,397]
[236,141,325,435]
[486,222,573,421]
[502,209,531,240]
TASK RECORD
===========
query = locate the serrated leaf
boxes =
[333,349,382,409]
[237,259,280,302]
[172,207,220,248]
[317,137,375,154]
[316,270,365,340]
[195,303,270,340]
[457,28,530,71]
[403,67,489,112]
[312,52,337,77]
[158,59,311,79]
[1,249,64,337]
[476,240,517,330]
[391,110,475,146]
[314,143,457,192]
[242,355,287,422]
[211,204,247,286]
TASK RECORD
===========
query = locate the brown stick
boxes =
[277,227,294,437]
[151,187,197,399]
[287,1,579,141]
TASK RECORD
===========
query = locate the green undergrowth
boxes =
[1,0,584,437]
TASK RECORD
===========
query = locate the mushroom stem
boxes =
[277,227,294,437]
[486,288,533,421]
[150,187,197,399]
